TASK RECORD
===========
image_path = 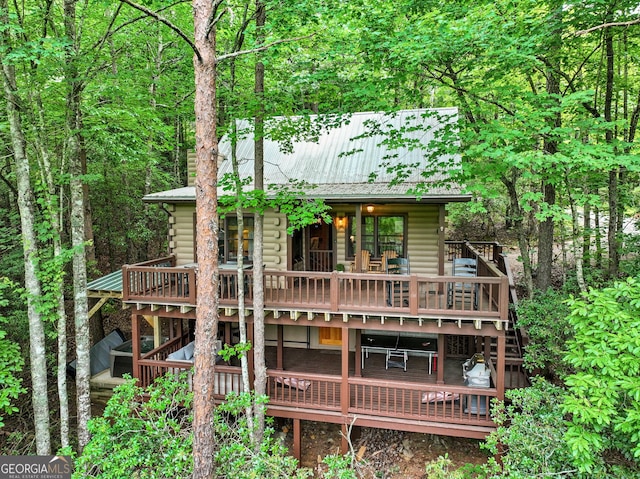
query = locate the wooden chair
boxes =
[381,250,398,272]
[360,250,371,272]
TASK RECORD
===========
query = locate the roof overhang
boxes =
[143,185,472,205]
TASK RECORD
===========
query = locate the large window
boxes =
[347,215,406,259]
[219,216,254,262]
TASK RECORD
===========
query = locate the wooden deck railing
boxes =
[349,377,495,425]
[136,353,495,428]
[123,263,510,325]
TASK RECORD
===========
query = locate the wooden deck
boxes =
[132,343,498,439]
[122,259,510,329]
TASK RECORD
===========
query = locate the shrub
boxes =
[483,378,576,478]
[515,288,572,379]
[74,374,193,478]
[563,276,640,474]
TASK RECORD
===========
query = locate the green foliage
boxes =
[515,288,573,378]
[219,175,332,235]
[0,208,23,283]
[424,454,491,479]
[318,454,357,479]
[213,392,311,479]
[483,378,577,478]
[74,374,194,478]
[0,278,26,429]
[562,277,640,473]
[75,375,315,479]
[217,341,251,363]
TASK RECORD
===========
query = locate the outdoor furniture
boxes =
[447,257,478,309]
[386,257,410,306]
[421,391,460,403]
[362,333,437,373]
[275,376,312,391]
[385,348,408,371]
[380,250,398,272]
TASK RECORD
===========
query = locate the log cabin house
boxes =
[109,109,528,459]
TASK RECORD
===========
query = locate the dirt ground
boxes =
[275,420,488,478]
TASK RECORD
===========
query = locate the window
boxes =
[347,215,406,259]
[219,216,254,263]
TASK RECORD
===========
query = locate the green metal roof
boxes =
[87,270,122,293]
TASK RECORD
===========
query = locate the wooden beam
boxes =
[88,297,109,319]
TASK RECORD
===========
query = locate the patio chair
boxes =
[447,257,478,308]
[358,249,371,272]
[381,250,398,272]
[385,333,407,371]
[386,257,410,306]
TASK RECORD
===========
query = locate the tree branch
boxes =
[575,17,640,35]
[118,0,202,63]
[205,0,227,38]
[216,34,314,63]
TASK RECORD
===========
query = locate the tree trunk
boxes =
[252,0,267,447]
[192,1,220,477]
[503,172,534,297]
[603,26,619,278]
[64,0,92,450]
[0,9,51,451]
[537,7,562,292]
[29,82,71,448]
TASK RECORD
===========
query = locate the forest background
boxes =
[1,0,640,477]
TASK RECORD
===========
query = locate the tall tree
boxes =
[64,0,93,449]
[191,0,220,476]
[251,0,267,446]
[0,0,51,453]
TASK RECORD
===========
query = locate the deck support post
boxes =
[483,335,491,359]
[355,329,362,377]
[341,325,350,454]
[436,334,445,384]
[341,423,349,455]
[224,322,232,346]
[276,324,284,370]
[496,333,506,400]
[132,313,141,383]
[293,418,301,461]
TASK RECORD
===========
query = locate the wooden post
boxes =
[341,423,349,455]
[484,335,491,359]
[224,322,231,345]
[355,205,362,271]
[293,418,301,460]
[341,325,350,454]
[409,275,418,315]
[355,329,362,377]
[438,205,445,297]
[132,313,141,383]
[496,333,506,401]
[330,271,339,311]
[436,333,445,384]
[276,324,284,370]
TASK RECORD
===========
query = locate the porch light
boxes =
[366,204,375,213]
[335,213,346,230]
